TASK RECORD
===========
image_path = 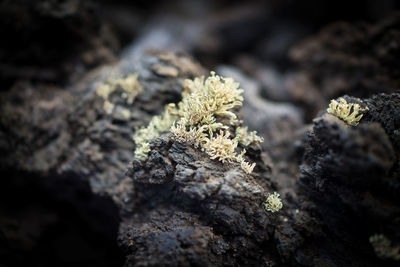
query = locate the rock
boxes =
[0,51,204,265]
[297,93,400,266]
[124,131,281,266]
[2,45,398,266]
[216,65,304,159]
[288,14,400,120]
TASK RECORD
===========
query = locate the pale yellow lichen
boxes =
[118,73,142,104]
[264,192,283,213]
[370,234,400,261]
[201,131,256,174]
[237,150,256,174]
[96,83,114,100]
[203,131,238,163]
[96,73,143,114]
[133,104,178,158]
[170,123,208,148]
[103,100,115,114]
[119,108,131,119]
[235,126,264,146]
[171,72,256,173]
[178,71,243,127]
[327,98,369,126]
[134,71,257,174]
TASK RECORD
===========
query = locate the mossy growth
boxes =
[96,73,143,114]
[263,192,283,213]
[369,234,400,261]
[327,98,369,126]
[133,71,263,174]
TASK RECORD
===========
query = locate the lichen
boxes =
[236,149,256,174]
[170,123,208,148]
[103,100,115,114]
[171,72,257,173]
[96,73,143,113]
[133,71,258,174]
[263,192,283,213]
[133,104,177,158]
[327,98,369,126]
[118,73,143,104]
[369,234,400,261]
[235,126,264,146]
[203,130,239,163]
[201,131,256,174]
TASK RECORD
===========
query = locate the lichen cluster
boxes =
[369,234,400,261]
[327,98,369,126]
[236,126,264,146]
[96,73,143,114]
[263,192,283,213]
[133,104,177,158]
[133,72,263,174]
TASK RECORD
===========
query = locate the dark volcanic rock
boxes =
[298,93,400,266]
[0,51,204,266]
[123,134,282,266]
[2,43,398,266]
[288,14,400,120]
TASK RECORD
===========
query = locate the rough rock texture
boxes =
[1,44,399,266]
[297,93,400,266]
[0,51,204,266]
[288,14,400,120]
[123,134,280,266]
[0,50,204,207]
[216,65,308,206]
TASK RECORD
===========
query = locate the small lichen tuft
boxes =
[103,100,115,115]
[263,192,283,213]
[235,126,264,146]
[133,104,178,158]
[96,73,143,114]
[327,98,369,126]
[369,234,400,261]
[237,150,256,174]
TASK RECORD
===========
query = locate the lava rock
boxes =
[298,92,400,266]
[288,14,400,120]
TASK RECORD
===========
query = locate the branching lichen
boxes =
[133,104,177,158]
[369,234,400,261]
[203,130,239,163]
[133,71,259,174]
[235,126,264,146]
[236,149,256,174]
[179,72,243,126]
[170,123,208,148]
[327,98,369,126]
[263,192,283,213]
[172,72,257,173]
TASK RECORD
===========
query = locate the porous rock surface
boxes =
[0,51,204,265]
[123,134,279,266]
[1,46,399,266]
[298,93,400,266]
